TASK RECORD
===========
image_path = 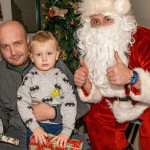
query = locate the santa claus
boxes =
[74,0,150,149]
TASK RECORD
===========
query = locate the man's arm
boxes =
[74,59,103,103]
[32,103,56,121]
[0,104,9,134]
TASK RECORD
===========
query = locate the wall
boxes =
[0,0,12,24]
[0,0,12,61]
[131,0,150,28]
[11,0,40,33]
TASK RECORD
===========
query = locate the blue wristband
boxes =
[129,70,138,85]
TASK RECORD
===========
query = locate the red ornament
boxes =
[47,11,55,19]
[72,49,78,57]
[70,20,74,25]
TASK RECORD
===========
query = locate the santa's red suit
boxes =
[78,26,150,150]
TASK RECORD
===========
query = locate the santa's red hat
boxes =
[78,0,131,22]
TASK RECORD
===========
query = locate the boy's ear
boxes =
[27,36,30,44]
[56,51,60,60]
[28,52,34,62]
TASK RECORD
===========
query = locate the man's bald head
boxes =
[0,20,27,39]
[0,20,29,68]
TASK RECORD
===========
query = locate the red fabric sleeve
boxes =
[81,88,88,97]
[129,27,150,71]
[129,27,150,95]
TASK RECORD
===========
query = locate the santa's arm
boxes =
[77,83,103,103]
[74,59,103,103]
[129,29,150,104]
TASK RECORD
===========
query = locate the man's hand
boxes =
[74,59,92,94]
[106,51,133,85]
[32,103,55,121]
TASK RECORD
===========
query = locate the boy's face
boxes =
[30,40,59,74]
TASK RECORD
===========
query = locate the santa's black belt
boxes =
[114,96,131,101]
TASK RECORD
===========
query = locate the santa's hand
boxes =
[74,59,89,87]
[106,51,132,85]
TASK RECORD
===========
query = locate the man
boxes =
[74,0,150,149]
[0,21,89,149]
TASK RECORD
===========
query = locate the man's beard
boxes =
[76,15,137,90]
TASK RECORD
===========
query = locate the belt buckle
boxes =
[115,97,120,103]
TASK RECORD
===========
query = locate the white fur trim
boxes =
[130,68,150,104]
[100,85,126,98]
[114,0,131,15]
[78,0,131,22]
[77,84,102,103]
[108,100,149,123]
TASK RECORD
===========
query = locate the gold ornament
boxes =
[60,51,67,61]
[42,24,45,29]
[52,6,68,18]
[54,31,61,41]
[68,1,78,14]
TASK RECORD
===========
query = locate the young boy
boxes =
[17,31,77,148]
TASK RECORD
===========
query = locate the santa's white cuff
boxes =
[130,68,150,104]
[77,84,102,103]
[110,101,149,123]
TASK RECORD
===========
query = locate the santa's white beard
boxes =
[76,15,137,97]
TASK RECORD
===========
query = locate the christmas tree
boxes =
[41,0,80,73]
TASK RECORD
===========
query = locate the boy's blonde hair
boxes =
[28,31,60,54]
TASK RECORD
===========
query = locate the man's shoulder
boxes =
[0,60,7,70]
[0,61,9,83]
[137,26,150,33]
[134,26,150,41]
[55,59,65,68]
[55,59,72,76]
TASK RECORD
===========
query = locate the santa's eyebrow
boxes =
[104,16,112,19]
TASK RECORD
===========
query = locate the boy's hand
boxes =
[51,132,69,148]
[33,127,48,145]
